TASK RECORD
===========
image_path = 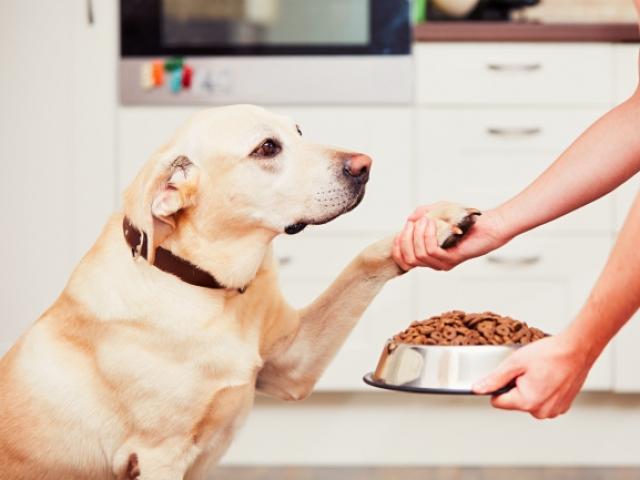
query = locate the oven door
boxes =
[120,0,413,105]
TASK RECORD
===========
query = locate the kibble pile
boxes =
[392,311,547,346]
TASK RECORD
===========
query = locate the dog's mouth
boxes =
[284,187,366,235]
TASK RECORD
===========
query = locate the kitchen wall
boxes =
[524,0,638,23]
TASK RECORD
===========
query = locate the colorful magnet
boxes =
[182,65,193,89]
[151,61,164,87]
[169,68,182,94]
[140,63,154,90]
[164,56,183,72]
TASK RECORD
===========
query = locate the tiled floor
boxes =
[210,468,640,480]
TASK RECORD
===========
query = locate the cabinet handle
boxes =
[487,63,542,73]
[487,255,541,267]
[278,256,293,266]
[487,127,542,137]
[87,0,94,25]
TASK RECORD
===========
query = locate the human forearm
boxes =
[564,189,640,362]
[496,90,640,240]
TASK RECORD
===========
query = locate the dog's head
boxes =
[123,105,371,261]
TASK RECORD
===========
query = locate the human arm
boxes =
[472,188,640,418]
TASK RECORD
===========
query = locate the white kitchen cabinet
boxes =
[0,0,116,353]
[413,42,638,392]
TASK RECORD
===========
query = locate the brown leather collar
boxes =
[122,217,245,293]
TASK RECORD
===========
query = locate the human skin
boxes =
[392,42,640,418]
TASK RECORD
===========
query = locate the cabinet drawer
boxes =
[416,43,614,106]
[417,108,614,233]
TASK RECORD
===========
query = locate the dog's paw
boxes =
[424,202,482,249]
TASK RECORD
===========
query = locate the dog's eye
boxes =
[296,125,303,136]
[251,139,281,158]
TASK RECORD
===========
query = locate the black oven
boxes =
[119,0,413,105]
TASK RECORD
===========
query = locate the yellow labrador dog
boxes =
[0,105,478,479]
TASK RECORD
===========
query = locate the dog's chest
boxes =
[96,322,262,436]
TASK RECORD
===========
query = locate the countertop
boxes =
[210,467,640,480]
[414,22,640,42]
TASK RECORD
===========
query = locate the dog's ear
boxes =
[123,154,200,263]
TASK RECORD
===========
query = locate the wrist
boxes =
[561,314,610,366]
[492,203,529,242]
[482,207,515,246]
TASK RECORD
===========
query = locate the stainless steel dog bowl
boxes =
[364,340,518,395]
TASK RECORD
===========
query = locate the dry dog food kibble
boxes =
[392,311,548,346]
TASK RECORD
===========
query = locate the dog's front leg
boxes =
[257,236,401,400]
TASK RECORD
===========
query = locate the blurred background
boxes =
[1,1,639,478]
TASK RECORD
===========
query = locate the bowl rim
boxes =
[386,340,524,349]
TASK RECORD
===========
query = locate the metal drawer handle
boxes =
[278,256,293,266]
[487,127,542,137]
[487,63,542,72]
[87,0,94,25]
[487,255,541,267]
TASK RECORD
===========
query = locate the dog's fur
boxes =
[0,105,473,479]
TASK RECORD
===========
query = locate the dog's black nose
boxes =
[343,154,372,183]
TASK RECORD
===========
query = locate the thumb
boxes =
[407,205,432,221]
[473,357,524,394]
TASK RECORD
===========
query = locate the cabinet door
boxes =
[70,0,118,260]
[274,232,412,391]
[0,0,116,353]
[417,108,614,234]
[415,233,613,390]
